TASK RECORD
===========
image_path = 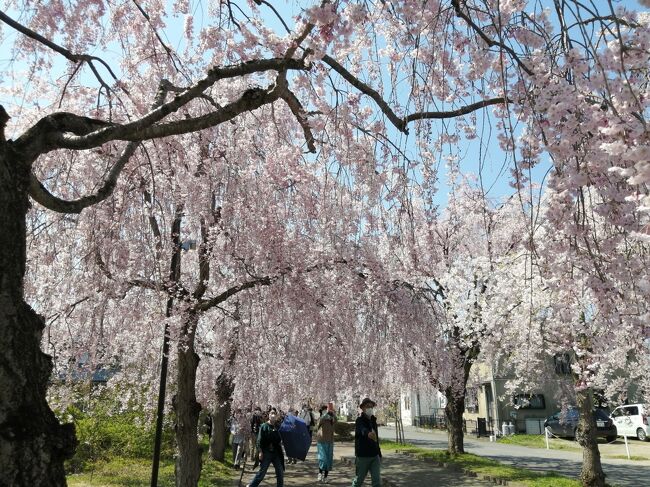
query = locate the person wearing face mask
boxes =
[245,411,285,487]
[350,398,381,487]
[316,404,337,483]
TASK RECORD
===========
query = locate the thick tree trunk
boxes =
[444,388,466,454]
[209,372,234,462]
[173,313,202,487]
[0,144,77,486]
[444,344,476,455]
[576,388,606,487]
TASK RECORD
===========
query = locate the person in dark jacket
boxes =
[250,407,265,469]
[351,397,381,487]
[246,411,285,487]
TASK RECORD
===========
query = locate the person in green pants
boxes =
[351,398,381,487]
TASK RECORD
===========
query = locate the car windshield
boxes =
[595,409,610,420]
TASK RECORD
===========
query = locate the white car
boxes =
[611,404,649,441]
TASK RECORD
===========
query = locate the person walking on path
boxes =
[316,404,337,483]
[351,398,381,487]
[299,404,316,439]
[250,406,265,470]
[286,409,298,464]
[230,409,246,469]
[246,410,285,487]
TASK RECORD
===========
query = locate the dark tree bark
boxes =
[173,312,202,487]
[576,388,606,487]
[444,387,467,454]
[209,372,234,462]
[443,345,476,455]
[0,140,77,486]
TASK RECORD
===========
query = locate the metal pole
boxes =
[150,207,183,487]
[545,427,550,449]
[150,298,174,487]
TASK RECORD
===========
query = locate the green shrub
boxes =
[334,421,355,440]
[66,408,174,473]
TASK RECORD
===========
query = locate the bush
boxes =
[334,421,355,440]
[65,407,175,473]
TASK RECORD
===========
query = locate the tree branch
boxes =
[451,0,534,76]
[196,276,274,312]
[26,79,175,213]
[275,78,317,153]
[131,0,185,74]
[322,54,507,133]
[0,10,121,86]
[405,98,507,123]
[321,54,408,132]
[15,58,308,153]
[28,142,138,213]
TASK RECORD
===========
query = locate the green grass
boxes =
[496,434,581,451]
[609,454,650,461]
[67,439,236,487]
[496,434,650,461]
[380,439,581,487]
[67,455,235,487]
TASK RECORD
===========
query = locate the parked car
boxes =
[544,407,617,442]
[610,404,649,441]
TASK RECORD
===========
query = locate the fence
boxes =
[412,415,548,436]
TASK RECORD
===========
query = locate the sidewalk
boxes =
[233,440,494,486]
[381,426,650,487]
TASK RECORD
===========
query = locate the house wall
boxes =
[400,389,445,426]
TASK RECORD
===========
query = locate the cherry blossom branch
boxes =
[196,258,355,312]
[196,276,274,312]
[26,79,178,213]
[193,205,222,300]
[275,78,317,153]
[450,0,534,76]
[321,54,506,133]
[131,0,184,74]
[253,0,292,34]
[15,58,307,153]
[28,142,138,213]
[0,10,121,91]
[93,246,161,291]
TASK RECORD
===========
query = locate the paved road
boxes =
[380,426,650,487]
[235,440,493,486]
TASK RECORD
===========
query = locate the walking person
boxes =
[286,408,298,464]
[246,410,285,487]
[230,409,246,469]
[351,398,381,487]
[250,406,265,470]
[316,404,337,483]
[299,404,316,439]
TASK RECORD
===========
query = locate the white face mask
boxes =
[364,408,374,417]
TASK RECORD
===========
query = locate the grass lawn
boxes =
[380,439,581,487]
[497,434,650,461]
[67,456,235,487]
[497,434,581,452]
[67,441,236,487]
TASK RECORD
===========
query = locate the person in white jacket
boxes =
[299,404,315,438]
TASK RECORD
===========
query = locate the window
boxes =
[465,388,478,413]
[554,353,572,375]
[404,396,411,411]
[513,393,546,410]
[626,406,639,416]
